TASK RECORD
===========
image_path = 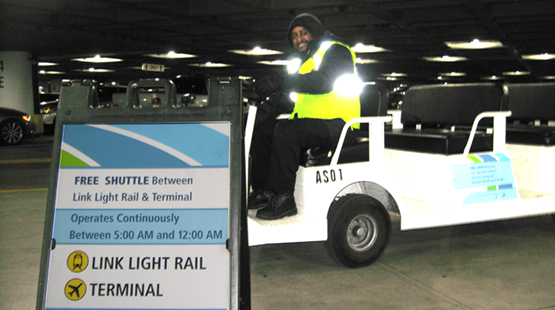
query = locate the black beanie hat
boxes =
[287,13,324,47]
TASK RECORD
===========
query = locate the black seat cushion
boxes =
[506,125,555,146]
[301,136,370,167]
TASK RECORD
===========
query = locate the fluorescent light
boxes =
[257,60,290,66]
[503,71,530,76]
[481,75,505,80]
[522,53,555,60]
[146,52,196,59]
[38,62,58,66]
[378,76,400,81]
[445,39,503,49]
[39,70,65,74]
[351,43,389,53]
[72,55,122,63]
[381,72,407,77]
[229,47,283,56]
[423,55,467,62]
[189,62,231,68]
[356,58,379,64]
[73,68,114,73]
[439,72,466,77]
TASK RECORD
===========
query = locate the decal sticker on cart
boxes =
[452,153,518,204]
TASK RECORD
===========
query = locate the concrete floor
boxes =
[1,188,555,309]
[1,135,555,309]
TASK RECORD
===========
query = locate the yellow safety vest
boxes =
[289,41,361,129]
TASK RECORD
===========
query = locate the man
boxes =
[249,13,361,220]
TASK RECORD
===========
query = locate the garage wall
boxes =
[0,51,34,114]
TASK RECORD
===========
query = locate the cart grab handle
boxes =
[331,115,393,165]
[463,111,512,156]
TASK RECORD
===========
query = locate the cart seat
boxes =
[505,83,555,146]
[385,83,504,155]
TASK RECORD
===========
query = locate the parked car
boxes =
[40,97,59,133]
[0,107,36,145]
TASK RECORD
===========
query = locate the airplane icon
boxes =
[67,283,83,298]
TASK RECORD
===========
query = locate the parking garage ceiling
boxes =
[2,0,555,85]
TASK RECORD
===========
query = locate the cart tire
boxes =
[327,194,391,268]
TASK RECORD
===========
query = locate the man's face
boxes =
[291,26,314,53]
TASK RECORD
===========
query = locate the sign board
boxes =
[141,63,165,72]
[36,78,246,310]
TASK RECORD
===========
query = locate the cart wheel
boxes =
[327,194,391,268]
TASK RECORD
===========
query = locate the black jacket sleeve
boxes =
[283,43,354,95]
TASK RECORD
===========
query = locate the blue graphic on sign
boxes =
[61,124,229,168]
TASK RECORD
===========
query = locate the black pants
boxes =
[250,116,348,193]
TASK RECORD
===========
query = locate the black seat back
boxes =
[401,83,504,128]
[506,83,555,122]
[505,83,555,145]
[361,84,389,117]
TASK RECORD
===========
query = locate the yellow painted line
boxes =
[0,158,52,164]
[0,188,49,193]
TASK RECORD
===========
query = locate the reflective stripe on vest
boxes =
[289,41,361,129]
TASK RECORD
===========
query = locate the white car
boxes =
[40,98,58,133]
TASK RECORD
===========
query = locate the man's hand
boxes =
[251,73,284,98]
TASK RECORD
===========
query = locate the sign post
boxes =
[36,78,247,310]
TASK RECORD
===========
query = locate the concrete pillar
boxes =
[0,51,35,114]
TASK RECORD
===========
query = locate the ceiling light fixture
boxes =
[146,52,196,59]
[351,43,389,53]
[381,72,407,77]
[440,72,466,77]
[481,75,504,80]
[422,55,467,62]
[522,53,555,60]
[356,58,379,64]
[230,47,282,56]
[503,71,530,76]
[39,70,65,74]
[189,62,231,68]
[377,76,400,81]
[257,60,290,66]
[445,39,503,49]
[72,55,122,63]
[38,62,58,66]
[73,68,114,73]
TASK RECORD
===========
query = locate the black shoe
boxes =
[256,190,297,220]
[248,189,274,210]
